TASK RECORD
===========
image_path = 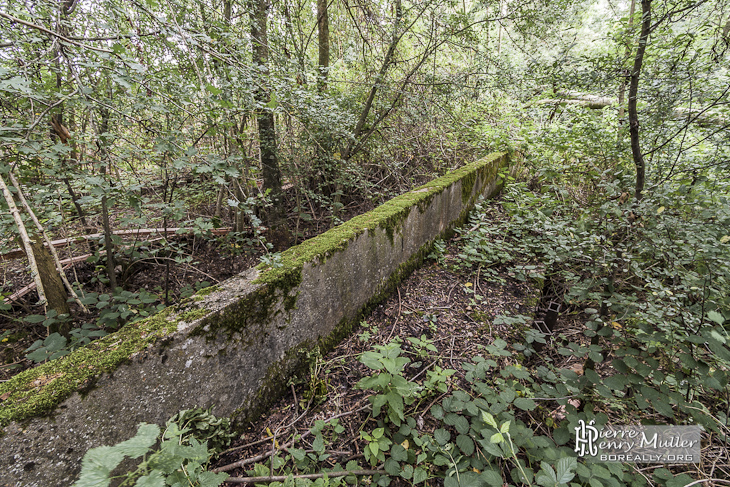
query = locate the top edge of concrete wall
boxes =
[0,151,511,486]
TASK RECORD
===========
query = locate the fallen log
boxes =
[0,227,232,261]
[2,234,196,304]
[527,92,727,127]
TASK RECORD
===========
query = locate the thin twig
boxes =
[0,172,46,307]
[682,479,730,487]
[221,435,275,456]
[214,405,370,473]
[23,90,78,140]
[386,286,402,342]
[225,469,383,484]
[0,11,113,53]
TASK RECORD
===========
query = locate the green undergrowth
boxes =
[73,407,235,487]
[228,168,729,486]
[442,172,730,484]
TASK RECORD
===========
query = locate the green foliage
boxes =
[79,289,162,330]
[357,341,422,426]
[73,408,232,487]
[23,288,163,363]
[165,408,235,454]
[450,171,730,484]
[350,338,603,487]
[427,239,447,265]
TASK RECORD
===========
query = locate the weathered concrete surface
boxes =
[0,152,511,486]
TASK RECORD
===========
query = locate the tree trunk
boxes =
[97,107,118,289]
[629,0,651,202]
[617,0,637,125]
[251,0,291,250]
[0,173,47,307]
[317,0,330,90]
[343,0,403,161]
[30,238,71,333]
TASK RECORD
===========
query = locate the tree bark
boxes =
[251,0,291,250]
[629,0,651,202]
[97,107,118,289]
[342,0,402,161]
[617,0,637,124]
[9,171,87,316]
[0,173,47,307]
[317,0,330,91]
[30,238,71,332]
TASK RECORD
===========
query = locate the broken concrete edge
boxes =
[0,151,510,435]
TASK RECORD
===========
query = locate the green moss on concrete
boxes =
[194,285,220,298]
[255,152,507,285]
[0,151,510,436]
[189,270,303,341]
[0,307,181,434]
[460,170,478,205]
[178,308,209,324]
[225,152,510,424]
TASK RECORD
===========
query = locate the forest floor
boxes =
[208,201,719,485]
[209,226,564,484]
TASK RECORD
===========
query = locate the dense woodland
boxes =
[1,0,730,485]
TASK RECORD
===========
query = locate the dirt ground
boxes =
[211,235,540,484]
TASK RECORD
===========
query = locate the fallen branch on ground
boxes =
[8,172,88,313]
[225,469,383,484]
[213,404,370,473]
[0,227,232,261]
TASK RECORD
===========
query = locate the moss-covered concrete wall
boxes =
[0,152,510,486]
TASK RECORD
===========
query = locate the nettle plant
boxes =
[73,407,234,487]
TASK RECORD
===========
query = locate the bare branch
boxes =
[0,10,114,54]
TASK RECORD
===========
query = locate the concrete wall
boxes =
[0,152,510,486]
